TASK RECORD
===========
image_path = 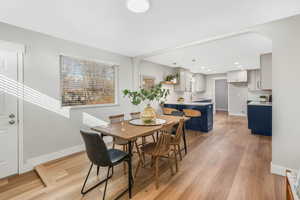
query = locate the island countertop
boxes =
[165,102,213,106]
[248,101,272,106]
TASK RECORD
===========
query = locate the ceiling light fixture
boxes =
[127,0,150,13]
[234,62,239,65]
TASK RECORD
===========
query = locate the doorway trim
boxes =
[0,40,25,174]
[213,77,228,113]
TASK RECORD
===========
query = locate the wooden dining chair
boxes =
[135,122,175,189]
[162,107,179,115]
[170,119,184,172]
[109,114,142,174]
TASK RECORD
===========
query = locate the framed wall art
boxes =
[60,55,118,107]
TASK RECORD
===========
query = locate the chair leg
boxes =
[151,135,156,142]
[142,152,146,167]
[97,166,100,176]
[155,157,159,189]
[134,141,144,167]
[134,159,141,178]
[150,156,154,167]
[173,146,178,173]
[177,144,183,161]
[102,167,111,200]
[81,163,113,195]
[142,136,146,145]
[167,153,174,176]
[123,145,127,174]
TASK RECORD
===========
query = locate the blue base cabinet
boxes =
[247,105,272,136]
[164,103,213,132]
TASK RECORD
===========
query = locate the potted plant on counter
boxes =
[123,84,170,123]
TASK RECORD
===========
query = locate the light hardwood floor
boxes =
[0,112,285,200]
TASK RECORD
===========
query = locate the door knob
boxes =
[9,120,15,125]
[9,114,15,118]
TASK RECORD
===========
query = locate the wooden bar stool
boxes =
[182,109,201,117]
[162,107,179,115]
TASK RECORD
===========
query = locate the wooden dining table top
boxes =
[92,115,189,141]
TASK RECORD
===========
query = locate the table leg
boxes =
[182,123,187,155]
[128,141,133,199]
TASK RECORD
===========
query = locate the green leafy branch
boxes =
[123,84,170,106]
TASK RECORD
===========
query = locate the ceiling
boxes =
[145,33,272,74]
[0,0,299,57]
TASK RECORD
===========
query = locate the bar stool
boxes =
[162,107,179,115]
[182,109,201,118]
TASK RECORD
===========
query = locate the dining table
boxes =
[91,114,189,199]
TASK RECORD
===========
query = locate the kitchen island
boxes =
[247,101,272,136]
[164,102,213,132]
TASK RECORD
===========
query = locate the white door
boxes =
[0,50,19,178]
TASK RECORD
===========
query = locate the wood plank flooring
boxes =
[0,112,285,200]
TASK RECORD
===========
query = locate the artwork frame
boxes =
[59,55,119,108]
[140,75,156,89]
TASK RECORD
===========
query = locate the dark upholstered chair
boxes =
[80,130,132,200]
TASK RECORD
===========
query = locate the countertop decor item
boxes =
[123,84,170,123]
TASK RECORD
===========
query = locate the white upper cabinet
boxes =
[248,69,261,91]
[260,53,272,90]
[192,73,206,92]
[227,70,248,83]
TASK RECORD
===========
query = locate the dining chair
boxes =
[130,111,156,144]
[80,130,132,200]
[170,119,184,172]
[109,114,142,173]
[135,122,175,189]
[162,107,179,115]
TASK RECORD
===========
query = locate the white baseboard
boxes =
[21,144,85,173]
[216,109,228,111]
[19,137,113,174]
[271,162,295,176]
[228,112,247,117]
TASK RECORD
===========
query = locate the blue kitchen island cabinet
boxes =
[247,102,272,136]
[164,103,213,132]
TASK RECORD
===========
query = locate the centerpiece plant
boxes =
[123,84,170,123]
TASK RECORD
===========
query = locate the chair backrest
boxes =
[162,107,179,115]
[183,109,201,117]
[109,114,125,124]
[171,110,184,116]
[80,130,112,167]
[130,112,140,120]
[173,119,184,143]
[152,122,174,156]
[153,133,172,156]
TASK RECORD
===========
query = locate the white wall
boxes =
[228,83,248,116]
[255,15,300,173]
[139,60,176,113]
[0,22,135,166]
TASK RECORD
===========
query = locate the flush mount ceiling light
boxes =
[127,0,150,13]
